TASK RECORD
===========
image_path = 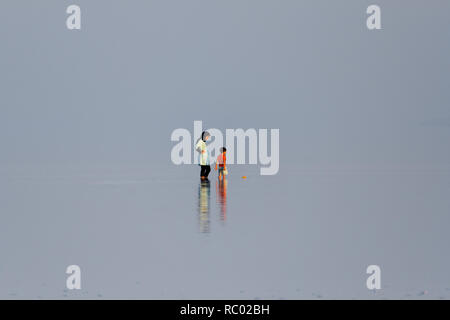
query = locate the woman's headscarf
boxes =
[201,131,210,142]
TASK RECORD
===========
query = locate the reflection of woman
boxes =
[198,180,210,233]
[195,131,211,180]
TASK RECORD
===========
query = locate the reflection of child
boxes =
[215,147,227,180]
[216,179,227,222]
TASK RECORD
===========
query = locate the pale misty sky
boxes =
[0,0,449,167]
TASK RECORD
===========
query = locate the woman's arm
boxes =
[195,140,205,153]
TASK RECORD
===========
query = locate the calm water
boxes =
[0,164,449,299]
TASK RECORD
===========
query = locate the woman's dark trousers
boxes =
[200,165,211,178]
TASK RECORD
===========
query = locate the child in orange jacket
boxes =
[215,147,227,180]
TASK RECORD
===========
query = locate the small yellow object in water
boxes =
[242,176,247,179]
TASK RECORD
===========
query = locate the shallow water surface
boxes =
[0,164,449,299]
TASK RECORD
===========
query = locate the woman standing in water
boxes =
[195,131,211,180]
